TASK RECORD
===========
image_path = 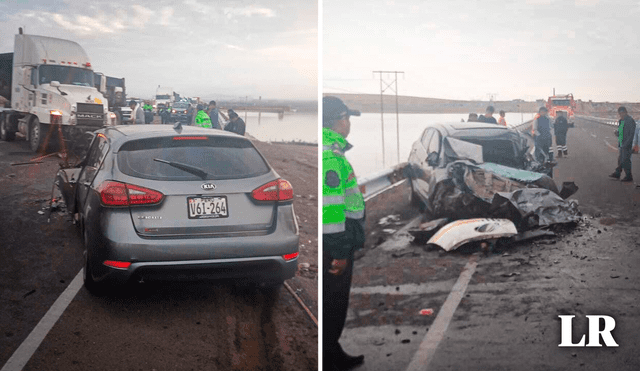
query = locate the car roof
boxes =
[100,125,244,149]
[425,121,517,137]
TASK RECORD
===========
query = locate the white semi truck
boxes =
[154,86,174,113]
[0,29,109,153]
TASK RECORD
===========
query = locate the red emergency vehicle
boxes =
[546,94,576,124]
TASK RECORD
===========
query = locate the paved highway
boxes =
[343,117,640,371]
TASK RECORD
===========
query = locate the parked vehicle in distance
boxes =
[172,101,192,124]
[56,125,299,294]
[407,121,558,218]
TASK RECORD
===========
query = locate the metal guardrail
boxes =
[575,114,619,127]
[358,163,409,202]
[512,119,534,132]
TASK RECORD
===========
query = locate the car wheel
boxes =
[29,118,46,153]
[409,179,426,212]
[1,114,16,142]
[82,225,107,296]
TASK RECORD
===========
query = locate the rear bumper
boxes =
[87,206,299,285]
[106,255,297,284]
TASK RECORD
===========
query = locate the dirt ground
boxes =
[0,131,318,370]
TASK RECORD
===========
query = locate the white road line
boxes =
[604,139,618,151]
[590,133,597,138]
[1,269,83,371]
[405,258,478,371]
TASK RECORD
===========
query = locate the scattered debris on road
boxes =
[419,308,434,316]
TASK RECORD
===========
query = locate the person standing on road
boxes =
[143,103,154,124]
[193,104,212,128]
[497,110,507,126]
[532,106,553,162]
[477,105,498,124]
[224,109,246,136]
[553,111,570,158]
[129,100,144,125]
[207,100,221,129]
[609,106,636,182]
[322,96,365,371]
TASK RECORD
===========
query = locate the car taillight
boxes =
[98,181,164,207]
[103,260,131,269]
[282,252,298,261]
[251,179,293,201]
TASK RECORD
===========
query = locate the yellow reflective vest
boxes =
[323,128,365,258]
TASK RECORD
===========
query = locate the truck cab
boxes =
[0,30,108,153]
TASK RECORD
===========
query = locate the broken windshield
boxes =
[39,65,94,87]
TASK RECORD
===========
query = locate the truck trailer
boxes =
[0,29,109,153]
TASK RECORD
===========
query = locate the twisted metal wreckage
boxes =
[406,136,580,251]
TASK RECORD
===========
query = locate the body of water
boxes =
[241,111,318,144]
[346,112,537,177]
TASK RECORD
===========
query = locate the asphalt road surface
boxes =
[0,131,318,371]
[342,117,640,371]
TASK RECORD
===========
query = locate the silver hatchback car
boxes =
[57,125,299,294]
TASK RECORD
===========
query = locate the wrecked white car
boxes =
[408,122,578,230]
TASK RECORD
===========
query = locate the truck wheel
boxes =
[29,118,47,153]
[1,115,16,142]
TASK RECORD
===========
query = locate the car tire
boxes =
[29,118,47,153]
[1,114,16,142]
[409,179,427,212]
[83,226,107,296]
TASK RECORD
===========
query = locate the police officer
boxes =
[194,104,212,128]
[322,96,365,371]
[532,106,553,162]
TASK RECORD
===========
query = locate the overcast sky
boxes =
[1,0,317,101]
[324,0,640,102]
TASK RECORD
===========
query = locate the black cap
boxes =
[129,100,136,106]
[228,109,238,118]
[323,96,360,124]
[196,104,203,111]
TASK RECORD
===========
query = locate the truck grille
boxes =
[77,103,104,127]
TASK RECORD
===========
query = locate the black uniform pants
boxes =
[323,250,355,366]
[616,146,633,175]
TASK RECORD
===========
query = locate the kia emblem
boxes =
[201,183,216,190]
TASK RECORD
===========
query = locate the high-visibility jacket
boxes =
[323,127,365,259]
[194,110,212,128]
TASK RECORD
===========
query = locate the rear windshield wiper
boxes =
[153,158,208,179]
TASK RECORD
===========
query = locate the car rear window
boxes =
[117,136,271,180]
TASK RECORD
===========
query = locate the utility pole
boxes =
[245,96,248,122]
[373,70,404,167]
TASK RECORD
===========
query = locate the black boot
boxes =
[609,171,621,179]
[563,149,568,156]
[557,150,563,158]
[622,173,633,182]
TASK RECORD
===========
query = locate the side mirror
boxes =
[427,152,439,167]
[50,81,60,87]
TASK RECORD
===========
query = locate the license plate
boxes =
[187,196,229,219]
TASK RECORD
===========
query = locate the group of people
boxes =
[193,101,246,136]
[125,99,246,136]
[467,106,507,126]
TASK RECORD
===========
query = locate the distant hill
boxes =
[323,93,540,114]
[323,93,640,117]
